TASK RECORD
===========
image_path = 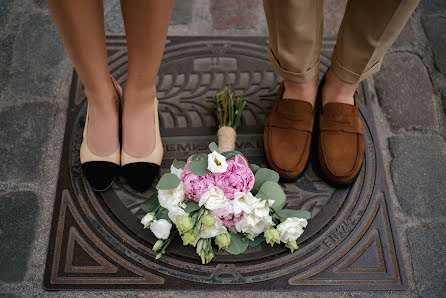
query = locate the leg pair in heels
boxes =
[79,75,163,192]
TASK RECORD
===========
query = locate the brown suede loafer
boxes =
[315,91,364,187]
[264,82,315,180]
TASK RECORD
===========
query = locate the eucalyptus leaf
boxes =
[172,159,186,169]
[276,209,311,220]
[253,168,280,191]
[157,208,170,220]
[221,150,245,160]
[249,163,260,175]
[225,232,249,255]
[188,159,209,176]
[192,153,208,161]
[184,201,200,213]
[141,193,159,213]
[256,181,286,209]
[157,173,180,190]
[209,142,219,153]
[248,235,265,247]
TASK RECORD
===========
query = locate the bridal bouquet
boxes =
[139,86,311,264]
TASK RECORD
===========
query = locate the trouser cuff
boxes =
[268,48,319,83]
[330,54,383,84]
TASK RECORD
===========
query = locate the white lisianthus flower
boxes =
[232,191,261,215]
[168,207,188,224]
[140,212,155,229]
[276,217,308,243]
[158,181,186,211]
[235,198,273,237]
[199,186,230,210]
[207,151,228,173]
[170,164,184,179]
[200,216,227,238]
[150,219,172,240]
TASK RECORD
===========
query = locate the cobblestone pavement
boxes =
[0,0,445,297]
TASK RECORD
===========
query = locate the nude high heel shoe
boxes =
[121,98,163,192]
[80,75,122,191]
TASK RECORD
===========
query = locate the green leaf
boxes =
[225,232,249,255]
[188,160,209,176]
[192,153,208,161]
[253,168,280,192]
[256,181,286,209]
[157,173,180,190]
[184,201,200,213]
[276,209,311,220]
[221,150,245,160]
[157,208,170,220]
[141,193,159,213]
[248,235,265,247]
[172,159,186,169]
[209,142,219,153]
[249,163,260,175]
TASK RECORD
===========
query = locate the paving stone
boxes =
[210,0,260,30]
[0,293,22,298]
[171,0,193,25]
[442,88,446,114]
[104,0,124,33]
[323,0,347,37]
[0,0,14,32]
[0,102,55,182]
[407,226,446,297]
[0,191,39,282]
[374,53,438,131]
[392,17,417,48]
[418,0,446,14]
[422,15,446,75]
[9,11,66,97]
[389,136,446,220]
[0,33,14,90]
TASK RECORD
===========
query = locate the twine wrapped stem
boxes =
[217,126,236,153]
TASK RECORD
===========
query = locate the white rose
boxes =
[235,199,273,237]
[207,151,228,173]
[199,186,231,210]
[200,217,227,238]
[158,181,186,211]
[232,192,262,215]
[276,217,308,243]
[170,164,184,179]
[140,212,155,228]
[168,207,188,224]
[150,219,172,240]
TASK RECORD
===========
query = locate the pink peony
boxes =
[211,204,243,227]
[181,155,216,202]
[214,155,254,200]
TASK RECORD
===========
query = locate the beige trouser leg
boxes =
[263,0,420,84]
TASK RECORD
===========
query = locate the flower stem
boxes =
[271,207,285,222]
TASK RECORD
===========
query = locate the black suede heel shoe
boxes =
[121,98,163,192]
[80,75,122,191]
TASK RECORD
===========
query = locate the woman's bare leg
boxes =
[46,0,119,155]
[120,0,174,157]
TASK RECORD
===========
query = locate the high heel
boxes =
[121,98,163,192]
[80,75,122,191]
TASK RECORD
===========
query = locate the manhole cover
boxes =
[44,36,406,291]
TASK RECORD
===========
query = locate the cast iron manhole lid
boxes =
[44,36,407,291]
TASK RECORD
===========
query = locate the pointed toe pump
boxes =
[121,98,163,192]
[80,75,122,191]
